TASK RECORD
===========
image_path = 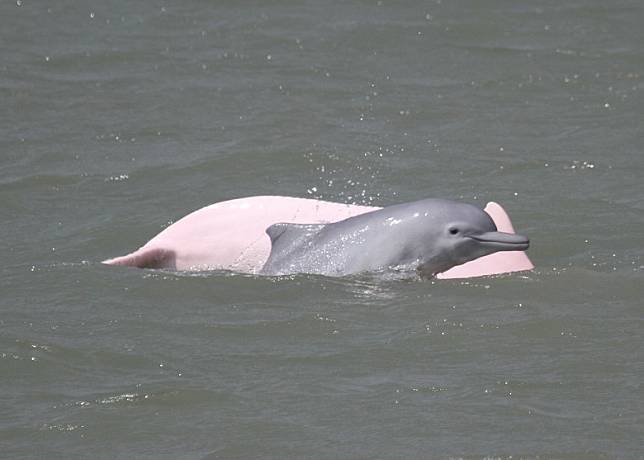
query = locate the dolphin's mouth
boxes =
[468,231,530,251]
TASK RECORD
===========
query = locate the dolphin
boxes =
[103,196,533,278]
[260,198,529,277]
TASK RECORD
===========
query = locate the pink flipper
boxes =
[103,247,177,270]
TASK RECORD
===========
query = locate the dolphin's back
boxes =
[260,207,411,276]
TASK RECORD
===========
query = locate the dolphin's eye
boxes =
[449,227,459,235]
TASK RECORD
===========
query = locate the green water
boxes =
[1,1,643,458]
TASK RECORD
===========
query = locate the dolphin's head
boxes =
[406,200,529,276]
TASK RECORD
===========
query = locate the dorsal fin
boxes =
[262,222,327,274]
[265,222,325,247]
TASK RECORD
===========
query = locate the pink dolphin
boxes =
[103,196,533,278]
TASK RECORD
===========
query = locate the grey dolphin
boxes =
[260,198,529,277]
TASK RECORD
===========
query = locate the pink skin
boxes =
[103,196,533,278]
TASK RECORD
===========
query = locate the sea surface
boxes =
[1,1,643,458]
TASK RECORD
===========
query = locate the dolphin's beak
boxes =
[469,232,530,251]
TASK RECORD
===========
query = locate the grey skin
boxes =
[260,198,529,277]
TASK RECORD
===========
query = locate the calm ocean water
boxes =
[2,1,643,458]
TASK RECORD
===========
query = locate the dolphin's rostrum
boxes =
[260,198,529,277]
